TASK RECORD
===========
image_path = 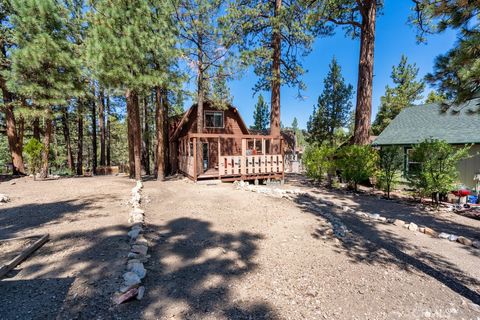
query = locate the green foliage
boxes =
[87,0,177,92]
[407,139,470,204]
[377,146,403,198]
[0,134,9,170]
[224,0,319,93]
[24,138,43,174]
[425,91,447,104]
[372,55,425,135]
[411,1,479,105]
[251,94,269,131]
[307,57,353,145]
[336,145,378,191]
[6,0,81,107]
[303,144,336,182]
[211,65,233,109]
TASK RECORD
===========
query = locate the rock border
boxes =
[233,182,480,249]
[113,180,149,305]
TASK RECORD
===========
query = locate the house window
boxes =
[406,148,421,174]
[204,111,224,128]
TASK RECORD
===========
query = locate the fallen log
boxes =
[0,233,49,278]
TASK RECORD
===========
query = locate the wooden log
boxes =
[0,233,49,278]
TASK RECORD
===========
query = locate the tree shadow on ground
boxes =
[307,188,480,246]
[294,195,480,306]
[116,217,279,320]
[0,197,113,239]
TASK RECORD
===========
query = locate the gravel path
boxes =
[119,178,480,320]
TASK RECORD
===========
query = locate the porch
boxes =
[175,133,284,182]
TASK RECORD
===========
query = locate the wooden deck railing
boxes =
[218,155,283,177]
[179,155,195,178]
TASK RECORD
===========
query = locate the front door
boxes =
[202,143,209,172]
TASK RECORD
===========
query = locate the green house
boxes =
[373,98,480,189]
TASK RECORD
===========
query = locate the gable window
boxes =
[204,111,224,128]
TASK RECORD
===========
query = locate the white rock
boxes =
[128,228,141,239]
[473,241,480,248]
[136,286,145,300]
[408,223,418,232]
[123,272,141,286]
[0,194,10,203]
[127,262,146,279]
[448,234,458,241]
[132,207,145,215]
[438,232,450,239]
[136,180,143,190]
[131,244,148,256]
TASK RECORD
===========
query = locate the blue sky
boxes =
[224,1,458,129]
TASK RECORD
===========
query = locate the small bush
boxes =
[336,145,378,191]
[24,138,43,175]
[303,144,336,182]
[407,139,470,205]
[378,146,404,198]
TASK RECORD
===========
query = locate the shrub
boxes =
[336,145,378,191]
[378,146,404,199]
[407,139,470,206]
[303,144,336,182]
[24,138,43,176]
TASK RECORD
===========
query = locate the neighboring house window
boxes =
[406,148,421,174]
[204,111,224,128]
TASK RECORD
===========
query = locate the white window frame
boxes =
[204,111,224,129]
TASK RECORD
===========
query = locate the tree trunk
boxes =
[270,0,282,141]
[99,89,106,166]
[352,0,377,145]
[106,95,111,166]
[142,96,151,175]
[33,117,41,140]
[155,86,165,180]
[39,111,52,179]
[4,104,26,175]
[163,87,170,175]
[91,97,97,175]
[127,94,135,178]
[76,101,84,176]
[61,106,74,171]
[126,89,142,181]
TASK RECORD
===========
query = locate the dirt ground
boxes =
[1,175,480,319]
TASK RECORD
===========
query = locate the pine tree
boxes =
[225,0,319,139]
[7,0,81,179]
[425,91,447,104]
[372,55,425,135]
[211,65,233,109]
[411,1,479,105]
[251,94,269,131]
[307,58,353,145]
[0,1,26,174]
[87,0,177,181]
[309,0,383,145]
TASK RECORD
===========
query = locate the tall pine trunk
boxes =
[39,111,52,179]
[33,117,41,140]
[142,96,150,175]
[106,95,111,166]
[61,106,74,171]
[352,0,377,145]
[91,97,97,175]
[126,89,142,181]
[270,0,282,141]
[196,41,205,176]
[163,88,170,175]
[99,89,106,166]
[76,101,84,175]
[4,104,25,175]
[155,86,165,180]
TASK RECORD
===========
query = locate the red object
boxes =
[452,189,471,197]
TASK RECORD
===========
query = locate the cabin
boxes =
[373,97,480,189]
[169,101,284,182]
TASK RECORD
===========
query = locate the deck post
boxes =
[193,137,197,182]
[218,137,221,179]
[280,138,284,183]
